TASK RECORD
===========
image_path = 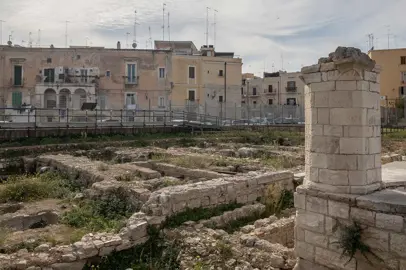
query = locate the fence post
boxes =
[95,109,98,131]
[120,109,123,127]
[143,110,146,127]
[66,108,69,128]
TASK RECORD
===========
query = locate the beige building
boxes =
[155,41,243,120]
[368,48,406,106]
[0,43,172,122]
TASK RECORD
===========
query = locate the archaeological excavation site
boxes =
[2,47,406,270]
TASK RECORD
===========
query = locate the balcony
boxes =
[249,93,260,97]
[265,90,277,95]
[285,86,297,92]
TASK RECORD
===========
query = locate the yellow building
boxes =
[369,48,406,106]
[155,41,242,119]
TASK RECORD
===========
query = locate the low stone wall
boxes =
[0,210,59,231]
[141,171,294,217]
[149,162,227,180]
[295,185,406,270]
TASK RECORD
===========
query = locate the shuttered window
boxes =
[14,66,23,86]
[12,92,22,107]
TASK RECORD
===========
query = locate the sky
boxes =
[0,0,405,76]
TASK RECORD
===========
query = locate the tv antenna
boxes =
[148,26,152,48]
[206,7,211,46]
[65,20,70,48]
[0,20,5,45]
[367,33,374,51]
[37,29,41,47]
[28,32,33,47]
[126,32,130,48]
[385,25,392,49]
[213,9,218,47]
[162,3,166,40]
[168,12,170,41]
[133,10,139,48]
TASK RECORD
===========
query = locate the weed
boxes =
[220,212,264,234]
[260,155,298,169]
[260,182,294,216]
[0,227,10,246]
[162,177,183,187]
[163,202,243,228]
[217,241,233,260]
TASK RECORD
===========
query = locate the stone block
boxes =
[305,230,328,248]
[128,221,148,240]
[305,92,315,108]
[302,64,321,74]
[329,91,353,108]
[323,125,343,137]
[294,258,332,270]
[320,62,336,72]
[340,137,368,154]
[310,135,340,154]
[328,200,350,219]
[337,69,363,81]
[350,182,381,194]
[349,170,367,186]
[326,154,357,170]
[326,70,340,81]
[370,82,380,93]
[303,72,322,84]
[51,261,86,270]
[318,169,349,185]
[352,91,379,109]
[311,125,324,136]
[330,108,367,126]
[376,213,403,232]
[315,247,356,270]
[295,241,315,262]
[336,81,357,91]
[317,108,330,124]
[364,71,378,82]
[350,207,375,226]
[390,233,406,257]
[364,227,389,252]
[325,216,338,236]
[305,166,319,183]
[367,109,381,125]
[311,81,336,92]
[357,155,375,170]
[305,108,318,123]
[294,193,306,210]
[306,196,328,214]
[357,80,370,91]
[367,168,380,184]
[369,137,381,154]
[296,209,325,233]
[314,92,329,108]
[295,225,305,241]
[308,153,328,169]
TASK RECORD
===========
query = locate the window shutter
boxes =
[12,92,22,107]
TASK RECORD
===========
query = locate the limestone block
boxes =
[336,81,357,91]
[376,213,403,232]
[295,225,305,241]
[323,125,343,137]
[339,137,368,154]
[51,261,86,270]
[350,182,381,194]
[369,137,381,154]
[363,227,389,252]
[350,207,375,226]
[336,69,363,81]
[348,170,367,186]
[307,153,328,169]
[357,80,370,91]
[305,166,319,183]
[295,241,315,262]
[315,247,356,270]
[328,200,350,219]
[364,71,378,82]
[320,62,336,72]
[367,109,381,125]
[314,92,329,108]
[115,239,133,252]
[345,126,373,138]
[296,210,325,233]
[325,216,338,236]
[294,193,306,210]
[305,108,317,124]
[128,221,148,240]
[99,245,116,256]
[311,81,336,92]
[294,258,332,270]
[390,233,406,257]
[352,91,379,109]
[330,108,367,126]
[326,70,341,81]
[317,108,330,124]
[310,125,324,136]
[373,126,382,137]
[306,196,328,214]
[303,72,322,84]
[357,155,375,170]
[370,82,380,93]
[304,230,328,248]
[302,64,321,74]
[329,91,353,108]
[310,135,339,154]
[326,154,357,170]
[366,168,380,184]
[318,169,349,186]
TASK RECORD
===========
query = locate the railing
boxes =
[286,86,297,92]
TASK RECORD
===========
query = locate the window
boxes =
[400,87,405,96]
[12,92,22,107]
[241,100,245,104]
[252,87,257,96]
[268,85,273,93]
[268,99,273,105]
[287,98,297,105]
[13,65,23,86]
[188,66,195,79]
[219,96,223,103]
[401,56,406,65]
[76,55,81,60]
[44,68,55,83]
[287,81,296,91]
[80,69,88,83]
[106,70,111,77]
[218,70,224,77]
[188,90,195,101]
[401,72,406,82]
[127,63,137,83]
[47,58,52,63]
[125,93,136,105]
[158,96,165,107]
[241,87,244,95]
[253,101,257,108]
[159,67,165,79]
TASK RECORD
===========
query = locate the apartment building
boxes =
[368,48,406,107]
[155,41,243,119]
[0,42,171,122]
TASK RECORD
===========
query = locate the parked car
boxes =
[232,119,250,126]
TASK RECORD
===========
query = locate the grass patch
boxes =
[151,154,238,170]
[0,172,80,203]
[260,181,294,216]
[260,155,299,169]
[61,190,135,233]
[163,202,243,228]
[96,163,109,171]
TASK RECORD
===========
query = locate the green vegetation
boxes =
[61,191,135,233]
[0,172,80,203]
[84,226,181,270]
[260,155,300,169]
[163,202,243,228]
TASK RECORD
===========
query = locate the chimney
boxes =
[117,41,121,50]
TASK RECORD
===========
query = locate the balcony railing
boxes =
[286,86,297,92]
[265,91,277,95]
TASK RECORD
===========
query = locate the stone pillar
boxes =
[301,47,381,195]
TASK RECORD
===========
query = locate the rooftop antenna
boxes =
[133,10,139,48]
[126,32,130,48]
[385,25,391,49]
[0,20,5,45]
[281,52,284,71]
[148,26,152,48]
[37,29,41,47]
[213,9,218,47]
[168,12,170,41]
[162,3,166,41]
[85,36,89,47]
[9,31,13,42]
[28,32,33,47]
[65,20,70,48]
[206,7,211,46]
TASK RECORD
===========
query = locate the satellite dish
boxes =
[7,41,12,46]
[132,42,137,49]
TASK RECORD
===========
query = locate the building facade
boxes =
[368,48,406,107]
[0,44,172,122]
[155,41,243,120]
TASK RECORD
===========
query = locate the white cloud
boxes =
[0,0,405,74]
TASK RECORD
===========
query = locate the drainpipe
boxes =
[224,62,227,119]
